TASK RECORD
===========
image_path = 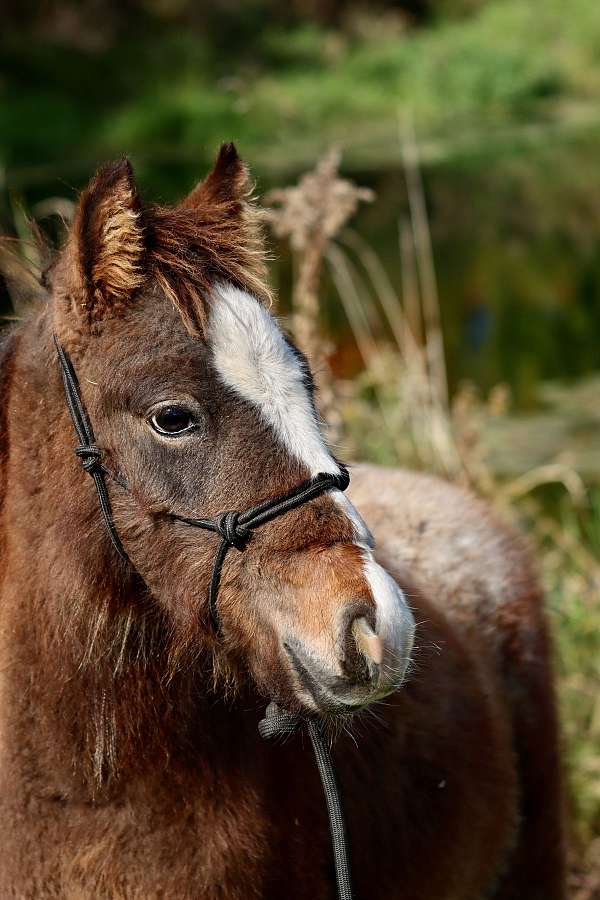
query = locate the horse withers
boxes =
[0,145,565,898]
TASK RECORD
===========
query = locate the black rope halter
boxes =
[54,336,354,900]
[54,336,130,563]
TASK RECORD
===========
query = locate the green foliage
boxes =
[3,0,600,195]
[4,0,600,406]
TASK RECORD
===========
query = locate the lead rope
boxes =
[259,703,353,900]
[54,337,354,900]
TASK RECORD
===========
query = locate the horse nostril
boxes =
[341,611,382,684]
[352,616,384,666]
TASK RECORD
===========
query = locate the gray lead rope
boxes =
[54,337,354,900]
[259,703,353,900]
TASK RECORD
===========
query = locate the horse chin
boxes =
[280,632,412,719]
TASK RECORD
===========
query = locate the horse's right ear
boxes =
[59,159,145,325]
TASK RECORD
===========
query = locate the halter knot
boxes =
[215,511,250,548]
[258,702,302,741]
[75,445,103,474]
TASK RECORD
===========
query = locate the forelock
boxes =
[143,196,271,335]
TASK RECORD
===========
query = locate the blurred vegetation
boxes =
[3,0,600,403]
[4,0,600,178]
[2,0,600,891]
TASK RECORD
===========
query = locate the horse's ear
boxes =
[65,159,145,322]
[175,143,271,307]
[180,143,251,212]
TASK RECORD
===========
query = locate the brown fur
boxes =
[50,143,270,342]
[0,149,565,898]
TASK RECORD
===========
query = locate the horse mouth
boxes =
[283,640,389,716]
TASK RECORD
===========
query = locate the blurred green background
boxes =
[2,0,600,891]
[3,0,600,413]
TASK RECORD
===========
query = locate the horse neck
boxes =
[0,314,254,794]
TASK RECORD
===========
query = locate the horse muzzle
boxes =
[283,569,415,715]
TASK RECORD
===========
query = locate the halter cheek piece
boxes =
[54,336,354,900]
[54,339,131,564]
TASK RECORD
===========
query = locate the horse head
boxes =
[45,144,415,718]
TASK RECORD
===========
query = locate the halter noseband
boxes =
[54,337,350,630]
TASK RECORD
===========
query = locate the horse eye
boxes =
[150,406,197,436]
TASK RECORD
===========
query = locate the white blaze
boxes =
[209,282,337,477]
[209,282,414,671]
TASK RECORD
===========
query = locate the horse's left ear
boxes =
[59,159,145,326]
[180,142,251,211]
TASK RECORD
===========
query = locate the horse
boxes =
[0,144,565,899]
